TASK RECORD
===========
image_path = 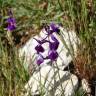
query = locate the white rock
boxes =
[19,27,80,71]
[25,65,78,96]
[82,79,91,94]
[19,27,80,96]
[54,74,78,96]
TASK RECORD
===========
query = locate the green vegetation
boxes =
[0,0,96,96]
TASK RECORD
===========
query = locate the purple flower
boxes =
[44,27,53,35]
[37,55,44,65]
[51,34,58,41]
[7,17,16,31]
[48,50,58,61]
[35,44,45,53]
[49,35,59,50]
[44,23,60,35]
[49,41,59,50]
[34,23,60,65]
[50,23,60,33]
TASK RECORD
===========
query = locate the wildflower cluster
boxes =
[34,23,60,65]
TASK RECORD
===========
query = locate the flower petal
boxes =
[51,34,58,42]
[37,55,44,65]
[49,41,59,50]
[50,23,60,33]
[7,17,16,31]
[35,44,45,53]
[48,50,58,61]
[49,35,59,50]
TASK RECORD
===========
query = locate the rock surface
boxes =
[19,27,80,96]
[19,27,79,71]
[25,65,78,96]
